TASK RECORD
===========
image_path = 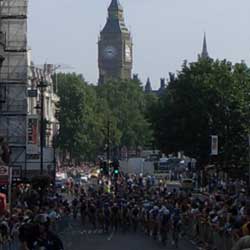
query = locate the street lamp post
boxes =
[106,119,111,177]
[37,79,48,175]
[248,135,250,187]
[33,64,61,176]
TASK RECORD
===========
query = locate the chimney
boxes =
[160,78,165,89]
[133,74,139,81]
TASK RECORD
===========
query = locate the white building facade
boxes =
[0,0,59,180]
[26,57,60,178]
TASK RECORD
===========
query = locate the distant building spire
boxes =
[108,0,123,12]
[200,33,210,59]
[145,78,152,93]
[101,0,128,34]
[160,78,166,90]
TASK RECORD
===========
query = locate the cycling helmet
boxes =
[174,208,180,215]
[34,214,50,226]
[161,207,170,215]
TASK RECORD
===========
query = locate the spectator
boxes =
[232,235,250,250]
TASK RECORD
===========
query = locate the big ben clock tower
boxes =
[98,0,133,84]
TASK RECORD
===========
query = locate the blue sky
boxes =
[29,0,250,89]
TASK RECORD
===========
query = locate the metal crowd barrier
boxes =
[184,215,237,250]
[56,214,70,234]
[0,240,19,250]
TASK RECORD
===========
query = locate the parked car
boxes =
[181,178,194,190]
[55,179,66,192]
[166,181,182,193]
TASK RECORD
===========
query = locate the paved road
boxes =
[58,217,197,250]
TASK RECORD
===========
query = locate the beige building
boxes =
[0,0,59,180]
[26,58,59,177]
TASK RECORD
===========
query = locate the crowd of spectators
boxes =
[0,183,69,249]
[0,166,249,250]
[107,171,250,249]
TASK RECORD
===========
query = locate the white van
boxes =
[166,181,182,193]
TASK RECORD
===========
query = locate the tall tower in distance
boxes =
[98,0,133,84]
[199,33,210,60]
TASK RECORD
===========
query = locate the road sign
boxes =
[0,165,9,185]
[0,165,8,176]
[211,135,218,155]
[28,89,38,97]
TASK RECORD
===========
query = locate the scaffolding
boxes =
[0,0,28,179]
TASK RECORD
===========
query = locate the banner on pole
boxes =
[27,116,39,154]
[0,165,9,185]
[211,135,218,155]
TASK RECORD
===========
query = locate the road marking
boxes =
[62,228,106,236]
[107,230,114,241]
[66,242,72,249]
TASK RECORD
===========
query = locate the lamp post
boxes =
[52,134,58,186]
[107,119,110,162]
[37,78,48,175]
[33,64,61,177]
[0,54,5,110]
[248,135,250,187]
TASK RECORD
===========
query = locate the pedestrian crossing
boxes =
[81,229,105,235]
[59,228,105,236]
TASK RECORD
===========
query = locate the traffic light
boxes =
[113,160,119,176]
[100,161,104,173]
[100,161,109,176]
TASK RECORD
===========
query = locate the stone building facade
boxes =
[0,1,59,180]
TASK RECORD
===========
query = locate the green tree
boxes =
[56,73,104,161]
[56,74,153,161]
[152,59,250,169]
[97,79,153,154]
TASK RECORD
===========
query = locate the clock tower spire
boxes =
[98,0,133,84]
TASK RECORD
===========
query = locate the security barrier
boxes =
[0,240,19,250]
[56,214,70,234]
[184,215,237,250]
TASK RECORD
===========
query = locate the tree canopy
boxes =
[150,59,250,169]
[56,74,153,161]
[55,58,250,170]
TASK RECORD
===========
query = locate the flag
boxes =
[211,135,218,155]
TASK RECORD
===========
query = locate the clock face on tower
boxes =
[125,44,132,62]
[103,46,117,60]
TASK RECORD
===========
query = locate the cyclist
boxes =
[121,202,130,232]
[159,206,170,245]
[72,198,78,219]
[131,204,140,232]
[103,203,111,233]
[111,202,119,232]
[143,205,151,235]
[96,201,104,230]
[88,200,97,229]
[80,199,87,225]
[150,205,159,240]
[171,208,182,248]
